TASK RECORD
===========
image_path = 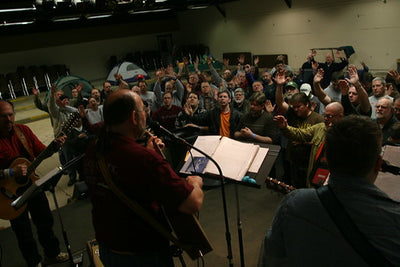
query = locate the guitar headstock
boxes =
[265,177,295,194]
[58,112,80,137]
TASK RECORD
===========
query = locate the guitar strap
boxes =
[96,153,186,250]
[13,125,34,160]
[316,185,393,266]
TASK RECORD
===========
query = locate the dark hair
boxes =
[137,80,147,86]
[103,93,137,126]
[163,92,172,98]
[275,60,284,66]
[289,93,311,108]
[188,92,199,99]
[249,92,266,105]
[218,89,231,99]
[325,115,382,177]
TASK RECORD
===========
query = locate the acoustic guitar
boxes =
[144,130,213,260]
[0,113,80,220]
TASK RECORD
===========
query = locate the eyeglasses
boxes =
[324,114,338,119]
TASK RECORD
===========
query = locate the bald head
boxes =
[324,102,344,127]
[103,89,141,127]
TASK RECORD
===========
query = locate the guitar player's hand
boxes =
[54,136,66,149]
[146,135,165,151]
[13,164,27,177]
[186,175,203,189]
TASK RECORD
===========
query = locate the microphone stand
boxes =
[183,141,234,267]
[153,125,234,267]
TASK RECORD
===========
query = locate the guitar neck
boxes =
[26,142,57,176]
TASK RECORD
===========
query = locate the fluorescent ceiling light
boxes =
[0,5,36,13]
[87,14,112,19]
[187,5,208,10]
[129,8,171,14]
[53,16,80,22]
[0,21,35,26]
[155,0,168,2]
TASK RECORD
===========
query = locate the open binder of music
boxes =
[179,136,269,182]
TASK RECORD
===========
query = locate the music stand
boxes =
[177,136,280,266]
[11,154,85,267]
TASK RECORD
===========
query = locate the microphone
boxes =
[149,121,188,145]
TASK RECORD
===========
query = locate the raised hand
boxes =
[338,80,349,95]
[345,65,359,85]
[388,69,400,84]
[253,56,259,66]
[237,54,245,65]
[313,68,324,84]
[76,83,83,93]
[312,61,319,70]
[311,49,317,57]
[32,87,39,96]
[194,57,199,71]
[265,99,275,113]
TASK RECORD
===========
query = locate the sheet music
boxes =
[205,137,259,181]
[248,147,269,173]
[190,135,221,157]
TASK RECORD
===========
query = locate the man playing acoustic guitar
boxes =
[82,90,205,266]
[0,100,68,267]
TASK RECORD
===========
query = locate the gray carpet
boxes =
[0,183,284,267]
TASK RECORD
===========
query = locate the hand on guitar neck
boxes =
[144,130,165,157]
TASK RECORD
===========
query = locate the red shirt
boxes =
[0,124,46,169]
[83,133,193,252]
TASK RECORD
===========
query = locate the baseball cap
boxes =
[284,81,298,89]
[300,83,312,96]
[137,74,144,79]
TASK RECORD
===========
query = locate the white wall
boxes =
[176,0,400,72]
[0,34,159,81]
[0,0,399,82]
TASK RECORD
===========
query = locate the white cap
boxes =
[300,83,312,96]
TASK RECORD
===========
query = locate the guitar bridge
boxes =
[0,187,17,200]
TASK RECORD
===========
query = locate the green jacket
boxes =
[281,122,327,186]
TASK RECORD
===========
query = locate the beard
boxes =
[234,98,244,104]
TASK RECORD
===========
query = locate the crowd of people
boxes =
[1,49,400,266]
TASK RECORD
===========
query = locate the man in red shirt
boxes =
[0,100,67,267]
[83,90,204,266]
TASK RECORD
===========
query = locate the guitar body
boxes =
[0,158,38,220]
[0,113,80,220]
[165,208,213,260]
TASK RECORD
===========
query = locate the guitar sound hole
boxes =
[16,181,32,196]
[15,175,28,185]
